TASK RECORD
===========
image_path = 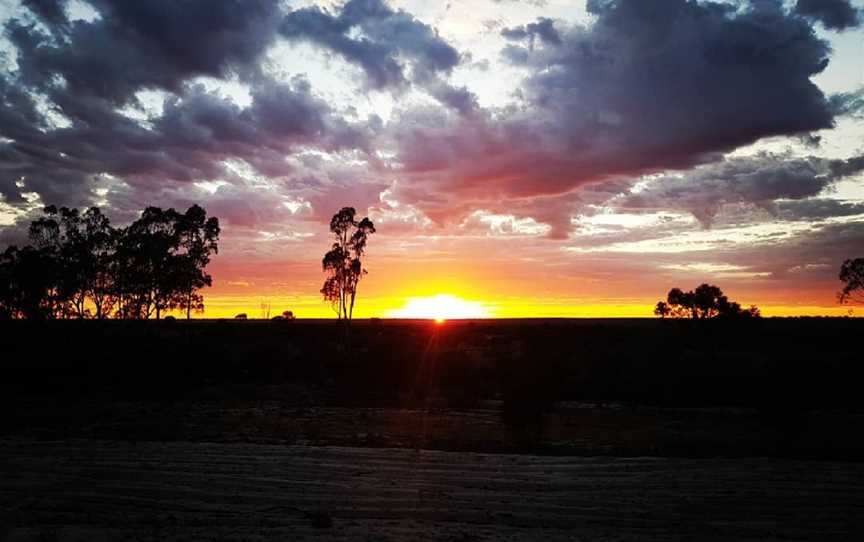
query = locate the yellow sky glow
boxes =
[183,294,859,319]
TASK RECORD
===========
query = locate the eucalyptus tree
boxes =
[0,245,57,319]
[321,207,376,337]
[1,204,218,319]
[118,207,178,319]
[172,205,220,319]
[81,207,118,319]
[838,258,864,305]
[120,205,220,319]
[28,206,76,317]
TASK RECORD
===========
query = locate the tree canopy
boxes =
[654,284,760,319]
[838,258,864,305]
[0,204,219,320]
[320,207,375,324]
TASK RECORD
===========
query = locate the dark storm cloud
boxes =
[21,0,68,29]
[778,199,864,221]
[0,71,370,209]
[280,0,467,110]
[516,0,834,172]
[389,0,839,234]
[828,88,864,118]
[501,17,561,48]
[8,0,282,104]
[0,0,383,231]
[829,154,864,177]
[794,0,861,31]
[616,153,864,227]
[427,82,479,117]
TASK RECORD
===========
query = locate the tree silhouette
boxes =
[0,245,57,319]
[0,204,218,320]
[26,206,68,317]
[655,283,760,319]
[120,207,181,319]
[172,205,220,319]
[82,208,118,319]
[27,206,118,318]
[116,206,220,319]
[838,258,864,305]
[654,301,672,318]
[321,207,375,336]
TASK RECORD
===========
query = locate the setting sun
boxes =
[385,294,492,320]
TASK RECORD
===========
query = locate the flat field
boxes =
[1,318,863,539]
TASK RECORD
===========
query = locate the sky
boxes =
[0,0,863,318]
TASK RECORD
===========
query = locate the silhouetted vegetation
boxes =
[0,204,219,319]
[654,283,760,319]
[838,257,864,305]
[321,207,375,342]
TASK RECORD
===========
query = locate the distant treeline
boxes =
[0,205,219,320]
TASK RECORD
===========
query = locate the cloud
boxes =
[8,0,282,104]
[514,0,834,171]
[0,0,862,294]
[726,219,864,285]
[828,88,864,118]
[492,0,548,6]
[0,0,392,237]
[426,82,479,117]
[21,0,69,30]
[501,17,561,48]
[795,0,860,31]
[0,67,373,215]
[387,0,839,234]
[777,199,864,221]
[616,153,864,227]
[280,0,460,89]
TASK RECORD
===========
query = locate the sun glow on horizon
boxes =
[385,294,492,320]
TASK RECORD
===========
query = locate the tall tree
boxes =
[81,207,118,319]
[26,206,117,319]
[172,205,220,319]
[0,245,58,319]
[28,206,70,317]
[838,258,864,305]
[321,207,375,335]
[118,207,176,319]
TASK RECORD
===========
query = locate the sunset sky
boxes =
[1,0,863,318]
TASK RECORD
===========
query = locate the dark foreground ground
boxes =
[3,440,863,541]
[2,318,863,539]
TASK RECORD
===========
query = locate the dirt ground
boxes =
[1,439,863,541]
